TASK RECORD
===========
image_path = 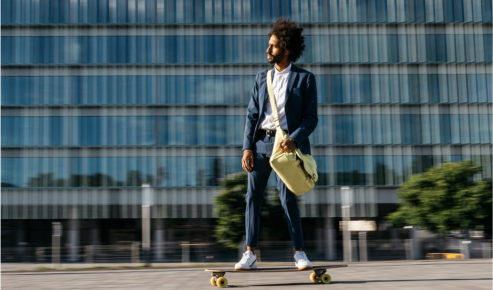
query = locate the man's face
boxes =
[266,35,287,64]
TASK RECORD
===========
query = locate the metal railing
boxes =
[1,239,491,264]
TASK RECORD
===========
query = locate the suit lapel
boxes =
[261,69,274,106]
[285,64,298,104]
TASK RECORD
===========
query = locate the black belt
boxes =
[258,129,276,137]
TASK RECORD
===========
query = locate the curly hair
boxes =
[268,18,305,62]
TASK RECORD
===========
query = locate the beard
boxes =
[267,50,285,64]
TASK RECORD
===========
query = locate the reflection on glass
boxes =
[3,74,490,106]
[2,35,492,65]
[2,0,492,25]
[2,155,491,188]
[2,114,491,147]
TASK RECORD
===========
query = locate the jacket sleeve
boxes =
[242,72,261,151]
[289,73,318,146]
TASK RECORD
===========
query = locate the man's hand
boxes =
[279,138,297,153]
[242,150,254,173]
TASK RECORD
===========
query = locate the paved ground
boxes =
[2,260,491,289]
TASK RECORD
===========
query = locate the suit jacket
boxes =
[242,64,318,155]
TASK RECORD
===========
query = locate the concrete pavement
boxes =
[2,260,492,289]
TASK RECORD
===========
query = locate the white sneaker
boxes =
[294,251,313,270]
[234,250,257,270]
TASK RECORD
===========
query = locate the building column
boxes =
[411,227,421,260]
[325,217,336,260]
[154,218,164,262]
[69,206,79,262]
[17,220,27,262]
[317,219,323,255]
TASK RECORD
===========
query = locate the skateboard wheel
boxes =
[210,277,217,286]
[309,273,320,283]
[320,273,332,284]
[216,277,228,288]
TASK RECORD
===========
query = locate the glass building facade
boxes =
[1,0,492,224]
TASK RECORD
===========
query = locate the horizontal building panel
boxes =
[3,145,491,157]
[2,64,491,76]
[0,186,380,219]
[2,24,492,36]
[2,105,491,116]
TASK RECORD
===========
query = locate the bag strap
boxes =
[267,71,318,181]
[266,70,282,130]
[267,69,302,157]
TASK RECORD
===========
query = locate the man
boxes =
[236,18,318,270]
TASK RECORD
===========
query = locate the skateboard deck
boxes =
[205,264,348,288]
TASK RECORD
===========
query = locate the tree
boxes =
[388,160,492,237]
[214,173,251,249]
[214,172,293,249]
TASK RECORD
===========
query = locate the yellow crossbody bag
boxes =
[267,70,318,196]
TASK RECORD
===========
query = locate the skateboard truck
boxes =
[314,269,327,276]
[310,268,331,283]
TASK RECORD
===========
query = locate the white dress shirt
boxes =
[260,63,291,131]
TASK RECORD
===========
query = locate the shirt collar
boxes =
[274,63,292,75]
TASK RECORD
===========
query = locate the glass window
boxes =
[352,115,362,144]
[457,74,468,103]
[381,115,391,144]
[487,74,493,103]
[342,75,352,103]
[393,155,403,185]
[359,115,371,144]
[465,34,476,62]
[334,115,354,145]
[420,114,431,144]
[157,116,168,145]
[400,114,411,144]
[482,0,492,22]
[438,74,449,103]
[1,37,12,65]
[467,74,478,103]
[427,74,440,103]
[429,114,440,144]
[469,114,480,144]
[484,35,492,62]
[479,114,491,144]
[460,114,470,143]
[447,74,458,103]
[440,114,451,144]
[450,114,461,144]
[372,155,385,185]
[1,117,15,146]
[1,0,13,24]
[17,77,34,105]
[1,158,17,188]
[477,74,488,103]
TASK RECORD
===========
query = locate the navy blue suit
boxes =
[242,64,318,248]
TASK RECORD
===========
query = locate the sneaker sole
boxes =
[297,266,313,270]
[235,267,256,270]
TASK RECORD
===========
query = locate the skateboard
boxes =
[205,264,348,288]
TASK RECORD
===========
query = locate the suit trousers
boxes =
[245,134,304,249]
